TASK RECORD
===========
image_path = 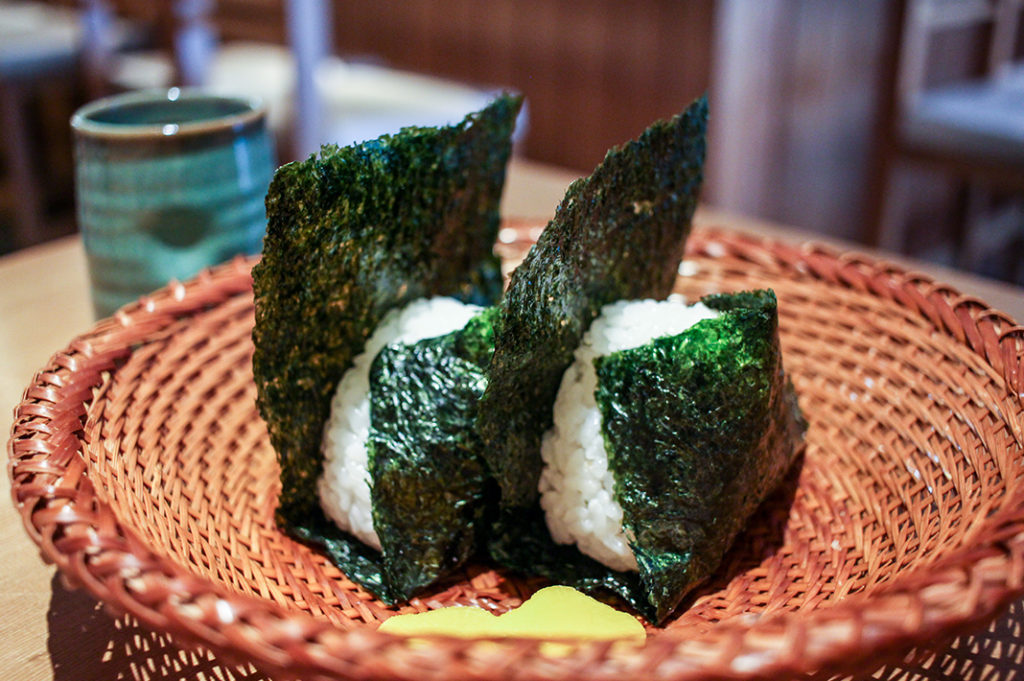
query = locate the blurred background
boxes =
[2,0,1023,283]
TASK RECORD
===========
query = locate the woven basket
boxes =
[9,221,1024,681]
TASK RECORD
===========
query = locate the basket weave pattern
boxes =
[8,223,1024,680]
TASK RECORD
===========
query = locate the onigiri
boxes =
[539,296,719,571]
[318,297,481,550]
[493,289,805,624]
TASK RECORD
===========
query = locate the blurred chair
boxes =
[0,1,81,248]
[86,0,508,162]
[0,0,150,251]
[867,0,1024,271]
[78,0,212,93]
[89,0,323,160]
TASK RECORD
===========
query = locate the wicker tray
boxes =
[8,221,1024,681]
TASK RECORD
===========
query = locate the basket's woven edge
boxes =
[7,227,1024,681]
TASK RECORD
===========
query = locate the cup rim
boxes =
[71,87,266,140]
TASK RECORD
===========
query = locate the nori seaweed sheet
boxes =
[477,95,708,510]
[489,505,651,613]
[597,289,805,622]
[489,290,805,624]
[251,94,522,599]
[367,308,500,600]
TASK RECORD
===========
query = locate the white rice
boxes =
[318,297,481,550]
[538,296,719,572]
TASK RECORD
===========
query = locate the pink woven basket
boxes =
[9,221,1024,680]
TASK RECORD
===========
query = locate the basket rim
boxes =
[8,222,1024,681]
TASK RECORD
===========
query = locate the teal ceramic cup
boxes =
[72,88,275,318]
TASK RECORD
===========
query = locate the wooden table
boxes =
[3,159,1023,681]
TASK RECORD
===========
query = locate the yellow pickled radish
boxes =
[378,604,500,638]
[377,585,645,643]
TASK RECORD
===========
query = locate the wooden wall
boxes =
[329,1,714,172]
[215,0,287,44]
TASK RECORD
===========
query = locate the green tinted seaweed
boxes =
[367,308,500,599]
[488,507,653,617]
[595,290,805,622]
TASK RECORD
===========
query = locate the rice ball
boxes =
[318,297,481,550]
[538,296,719,572]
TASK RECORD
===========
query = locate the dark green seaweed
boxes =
[367,308,500,600]
[291,513,393,600]
[489,290,805,624]
[251,94,522,597]
[477,95,708,509]
[488,505,653,615]
[596,289,805,622]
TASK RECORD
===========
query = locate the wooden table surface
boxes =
[3,159,1024,681]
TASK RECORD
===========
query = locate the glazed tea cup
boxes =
[72,87,274,318]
